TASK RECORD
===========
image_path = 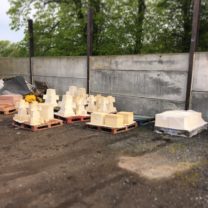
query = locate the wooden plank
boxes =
[13,119,63,132]
[86,122,138,135]
[155,124,207,138]
[0,104,17,115]
[54,114,90,124]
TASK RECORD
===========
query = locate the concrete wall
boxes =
[90,54,188,116]
[0,56,87,94]
[0,53,207,119]
[192,52,208,120]
[0,58,30,81]
[32,57,87,94]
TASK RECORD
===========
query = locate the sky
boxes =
[0,0,24,42]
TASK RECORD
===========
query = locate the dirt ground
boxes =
[0,115,208,208]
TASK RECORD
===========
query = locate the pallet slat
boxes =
[13,119,63,132]
[0,105,16,115]
[86,122,138,135]
[54,114,90,124]
[155,124,208,138]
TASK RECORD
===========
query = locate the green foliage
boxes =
[0,40,27,57]
[4,0,208,57]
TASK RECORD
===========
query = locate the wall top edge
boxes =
[0,52,207,60]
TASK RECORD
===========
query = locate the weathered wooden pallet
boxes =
[0,104,16,115]
[86,122,138,135]
[13,119,63,132]
[54,114,91,124]
[155,124,208,138]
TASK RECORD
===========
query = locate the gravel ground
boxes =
[0,114,208,208]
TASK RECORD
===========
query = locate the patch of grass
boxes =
[167,143,186,154]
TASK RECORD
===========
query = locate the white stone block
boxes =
[90,112,107,126]
[43,89,59,107]
[57,94,75,117]
[104,114,124,128]
[96,96,109,113]
[67,86,78,97]
[86,95,96,113]
[75,96,88,116]
[29,105,44,126]
[39,103,54,122]
[155,110,207,131]
[118,112,134,125]
[13,99,30,123]
[107,96,117,113]
[77,88,87,97]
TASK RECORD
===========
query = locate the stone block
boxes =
[155,110,207,131]
[117,112,134,125]
[13,99,30,123]
[57,94,75,117]
[104,114,124,128]
[39,103,54,122]
[43,89,59,107]
[90,112,107,126]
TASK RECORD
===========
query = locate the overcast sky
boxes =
[0,0,24,42]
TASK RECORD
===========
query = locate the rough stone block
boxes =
[155,110,207,131]
[90,112,107,126]
[117,112,134,125]
[39,103,54,122]
[43,89,59,107]
[13,99,30,123]
[104,114,124,128]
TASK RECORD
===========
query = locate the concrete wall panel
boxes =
[33,57,87,78]
[192,92,208,121]
[0,58,29,76]
[90,53,189,72]
[193,52,208,92]
[90,54,188,116]
[0,53,207,119]
[33,75,87,95]
[90,70,187,102]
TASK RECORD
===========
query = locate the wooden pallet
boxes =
[87,111,117,115]
[13,119,63,132]
[54,114,91,124]
[155,124,208,138]
[86,122,138,135]
[0,104,16,115]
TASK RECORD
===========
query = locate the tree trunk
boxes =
[134,0,146,54]
[181,0,193,52]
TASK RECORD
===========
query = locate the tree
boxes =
[0,41,26,57]
[6,0,208,56]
